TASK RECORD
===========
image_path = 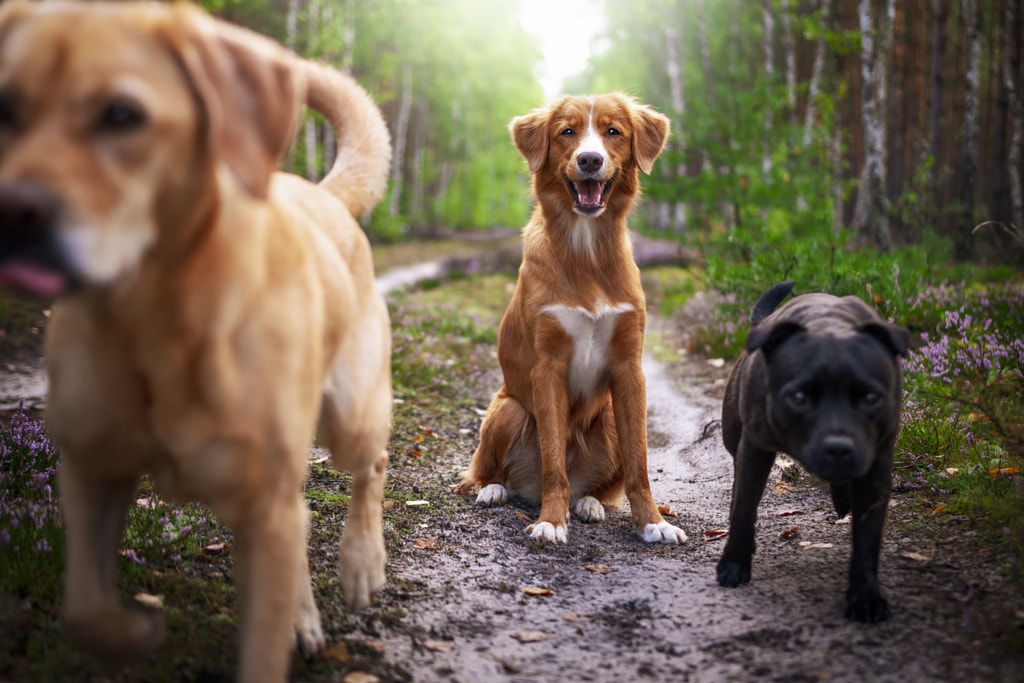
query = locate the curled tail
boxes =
[302,61,391,217]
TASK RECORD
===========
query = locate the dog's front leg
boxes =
[60,461,165,661]
[610,353,686,544]
[232,492,306,683]
[717,434,776,587]
[527,358,571,542]
[845,454,893,622]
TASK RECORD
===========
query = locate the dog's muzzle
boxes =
[0,180,74,296]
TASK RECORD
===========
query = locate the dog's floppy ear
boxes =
[160,8,302,199]
[859,322,910,358]
[630,103,670,175]
[747,320,805,359]
[510,109,550,175]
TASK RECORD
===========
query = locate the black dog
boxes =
[717,281,909,622]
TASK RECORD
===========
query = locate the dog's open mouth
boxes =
[565,175,614,216]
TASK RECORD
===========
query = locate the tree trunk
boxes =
[854,0,895,250]
[781,0,797,115]
[762,0,774,178]
[434,95,463,219]
[957,0,981,259]
[664,20,687,233]
[388,66,413,218]
[929,0,947,184]
[803,0,831,149]
[409,104,428,227]
[1005,0,1024,235]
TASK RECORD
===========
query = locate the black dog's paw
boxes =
[846,586,890,623]
[716,558,751,587]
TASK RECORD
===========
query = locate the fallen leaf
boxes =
[514,510,532,521]
[203,542,226,554]
[406,449,423,456]
[835,514,852,525]
[383,500,396,511]
[798,542,833,549]
[562,612,592,622]
[362,640,386,653]
[945,467,959,476]
[771,483,793,495]
[989,467,1021,477]
[412,433,424,443]
[343,673,380,683]
[321,643,349,663]
[414,538,436,549]
[657,504,677,517]
[511,631,549,643]
[779,527,800,539]
[704,529,729,540]
[423,639,453,652]
[523,586,554,596]
[776,509,802,517]
[901,552,931,562]
[931,504,946,516]
[584,564,614,574]
[406,500,430,507]
[708,358,725,368]
[133,593,163,609]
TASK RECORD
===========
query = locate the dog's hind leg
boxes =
[459,386,533,505]
[60,462,165,662]
[293,502,325,657]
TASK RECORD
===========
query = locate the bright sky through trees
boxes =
[519,0,606,98]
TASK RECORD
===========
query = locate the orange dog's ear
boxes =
[161,9,302,199]
[510,109,550,175]
[631,105,670,175]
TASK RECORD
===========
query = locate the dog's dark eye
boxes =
[560,128,575,136]
[97,100,147,132]
[863,392,881,407]
[607,127,621,136]
[786,390,808,409]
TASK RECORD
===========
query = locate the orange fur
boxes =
[459,94,685,544]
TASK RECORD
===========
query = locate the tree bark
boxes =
[1005,0,1024,235]
[803,0,831,149]
[781,0,797,115]
[762,0,774,178]
[664,20,687,233]
[854,0,895,250]
[957,0,981,259]
[388,66,413,218]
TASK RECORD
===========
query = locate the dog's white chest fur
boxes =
[541,301,635,398]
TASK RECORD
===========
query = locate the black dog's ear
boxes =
[746,321,805,358]
[859,322,910,358]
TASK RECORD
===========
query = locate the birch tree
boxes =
[762,0,774,178]
[388,66,413,218]
[664,17,687,232]
[854,0,896,250]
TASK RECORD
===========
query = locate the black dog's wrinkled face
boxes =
[761,329,902,483]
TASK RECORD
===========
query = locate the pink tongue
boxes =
[0,261,66,297]
[577,179,602,205]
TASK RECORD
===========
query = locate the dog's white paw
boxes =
[476,483,508,506]
[574,496,605,522]
[527,521,568,543]
[643,521,688,544]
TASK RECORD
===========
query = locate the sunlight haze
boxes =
[519,0,606,99]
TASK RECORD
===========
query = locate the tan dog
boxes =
[0,2,392,680]
[458,94,686,545]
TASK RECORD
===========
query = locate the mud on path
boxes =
[354,318,1024,683]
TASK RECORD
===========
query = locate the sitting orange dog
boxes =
[459,94,687,545]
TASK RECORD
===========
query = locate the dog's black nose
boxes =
[0,181,60,247]
[577,152,603,174]
[824,435,855,461]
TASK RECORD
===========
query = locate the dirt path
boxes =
[356,318,1024,683]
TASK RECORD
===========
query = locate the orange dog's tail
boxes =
[303,62,391,218]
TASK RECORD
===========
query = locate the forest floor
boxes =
[1,239,1023,682]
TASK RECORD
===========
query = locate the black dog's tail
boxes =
[750,281,796,326]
